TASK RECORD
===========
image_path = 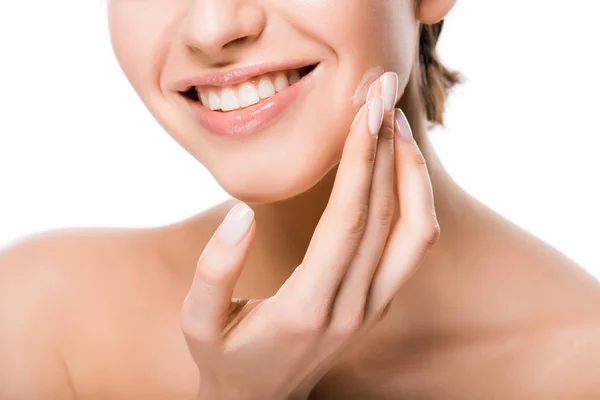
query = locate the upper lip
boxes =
[175,60,320,91]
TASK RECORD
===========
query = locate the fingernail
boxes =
[350,102,369,129]
[381,72,399,112]
[368,97,384,136]
[366,78,380,101]
[216,202,254,246]
[394,108,413,141]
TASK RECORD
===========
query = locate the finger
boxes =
[329,72,399,334]
[278,92,385,320]
[367,109,441,315]
[180,202,256,342]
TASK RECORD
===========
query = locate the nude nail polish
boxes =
[381,72,399,112]
[368,97,384,136]
[394,108,413,141]
[216,202,254,245]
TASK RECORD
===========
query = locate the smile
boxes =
[177,61,320,136]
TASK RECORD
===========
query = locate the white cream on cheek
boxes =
[350,66,384,107]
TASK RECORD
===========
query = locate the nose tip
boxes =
[180,1,266,60]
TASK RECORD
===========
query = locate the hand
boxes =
[180,71,440,400]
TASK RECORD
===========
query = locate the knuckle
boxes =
[418,218,441,247]
[288,313,329,336]
[344,206,369,236]
[373,193,396,224]
[179,309,212,343]
[283,301,330,336]
[406,211,441,248]
[195,263,230,288]
[330,312,364,339]
[179,311,196,336]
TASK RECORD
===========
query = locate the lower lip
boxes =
[184,65,318,137]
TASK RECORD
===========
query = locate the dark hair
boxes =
[417,20,461,126]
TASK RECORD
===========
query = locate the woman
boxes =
[1,0,599,398]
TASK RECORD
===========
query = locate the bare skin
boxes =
[3,0,600,397]
[1,74,600,399]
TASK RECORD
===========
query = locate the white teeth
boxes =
[196,68,306,111]
[288,69,300,85]
[258,75,276,99]
[208,90,221,111]
[220,87,240,111]
[274,72,289,93]
[199,91,209,107]
[238,82,260,108]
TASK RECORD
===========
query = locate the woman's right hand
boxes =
[180,71,440,400]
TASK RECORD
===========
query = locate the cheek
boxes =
[283,0,416,118]
[306,1,416,136]
[108,3,176,99]
[339,0,416,73]
[315,0,416,87]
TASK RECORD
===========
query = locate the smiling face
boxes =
[108,0,420,204]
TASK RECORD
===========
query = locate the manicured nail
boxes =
[381,72,399,112]
[366,80,377,101]
[350,102,369,129]
[216,202,254,246]
[394,108,413,141]
[366,73,384,101]
[368,97,384,136]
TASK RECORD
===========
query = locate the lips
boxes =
[176,61,320,137]
[175,60,319,89]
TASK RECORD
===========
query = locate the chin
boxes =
[208,151,338,205]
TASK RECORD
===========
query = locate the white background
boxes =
[0,1,598,276]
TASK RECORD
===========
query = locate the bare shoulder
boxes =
[0,229,122,399]
[0,202,232,399]
[525,243,600,396]
[394,203,600,398]
[0,227,168,308]
[479,221,600,396]
[0,227,184,399]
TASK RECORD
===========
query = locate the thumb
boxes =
[181,202,256,341]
